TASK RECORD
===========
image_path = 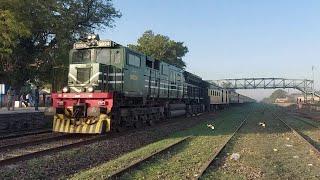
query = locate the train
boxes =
[49,35,255,134]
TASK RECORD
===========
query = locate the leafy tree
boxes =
[269,89,287,100]
[0,10,30,83]
[261,89,288,103]
[0,0,121,89]
[0,10,29,56]
[128,30,188,68]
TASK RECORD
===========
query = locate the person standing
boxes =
[6,87,15,111]
[26,93,30,107]
[34,86,39,111]
[19,94,23,107]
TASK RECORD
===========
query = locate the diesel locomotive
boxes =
[50,35,254,134]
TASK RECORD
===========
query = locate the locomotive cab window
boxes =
[176,73,182,82]
[127,53,141,67]
[154,60,160,70]
[95,49,110,64]
[146,58,153,68]
[170,71,175,84]
[114,50,121,64]
[161,64,168,75]
[72,49,91,64]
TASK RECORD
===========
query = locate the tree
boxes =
[261,89,288,103]
[269,89,288,100]
[0,10,30,82]
[0,0,121,89]
[128,30,188,68]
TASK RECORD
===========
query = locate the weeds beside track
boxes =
[72,105,250,180]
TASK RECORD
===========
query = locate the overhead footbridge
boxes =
[210,78,320,98]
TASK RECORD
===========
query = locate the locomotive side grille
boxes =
[77,68,91,83]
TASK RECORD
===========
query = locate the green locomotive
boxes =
[51,35,205,133]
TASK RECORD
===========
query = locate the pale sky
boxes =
[99,0,320,100]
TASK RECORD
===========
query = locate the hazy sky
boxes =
[99,0,320,100]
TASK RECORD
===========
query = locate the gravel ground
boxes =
[0,112,216,179]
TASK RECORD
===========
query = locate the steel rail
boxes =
[0,129,51,140]
[0,133,83,151]
[108,136,192,179]
[273,112,320,158]
[0,134,106,167]
[195,117,247,179]
[0,113,207,167]
[291,116,320,129]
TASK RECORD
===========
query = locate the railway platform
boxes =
[0,107,46,114]
[0,107,52,134]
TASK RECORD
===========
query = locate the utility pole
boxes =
[312,66,315,103]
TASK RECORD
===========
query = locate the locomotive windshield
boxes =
[95,49,111,64]
[71,49,91,64]
[76,68,91,84]
[71,49,112,64]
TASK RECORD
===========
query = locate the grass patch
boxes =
[283,115,320,150]
[202,104,320,179]
[72,106,250,179]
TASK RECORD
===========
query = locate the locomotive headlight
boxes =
[62,86,69,93]
[87,86,94,93]
[87,35,92,40]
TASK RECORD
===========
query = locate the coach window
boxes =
[127,53,141,67]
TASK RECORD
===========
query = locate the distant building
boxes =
[275,97,289,103]
[291,93,320,103]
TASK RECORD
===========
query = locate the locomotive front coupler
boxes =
[72,102,87,118]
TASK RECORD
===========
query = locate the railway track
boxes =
[195,117,247,179]
[291,115,320,129]
[107,113,248,179]
[0,132,71,148]
[272,112,320,158]
[0,113,210,167]
[108,136,192,179]
[0,133,102,167]
[0,133,82,151]
[0,129,51,140]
